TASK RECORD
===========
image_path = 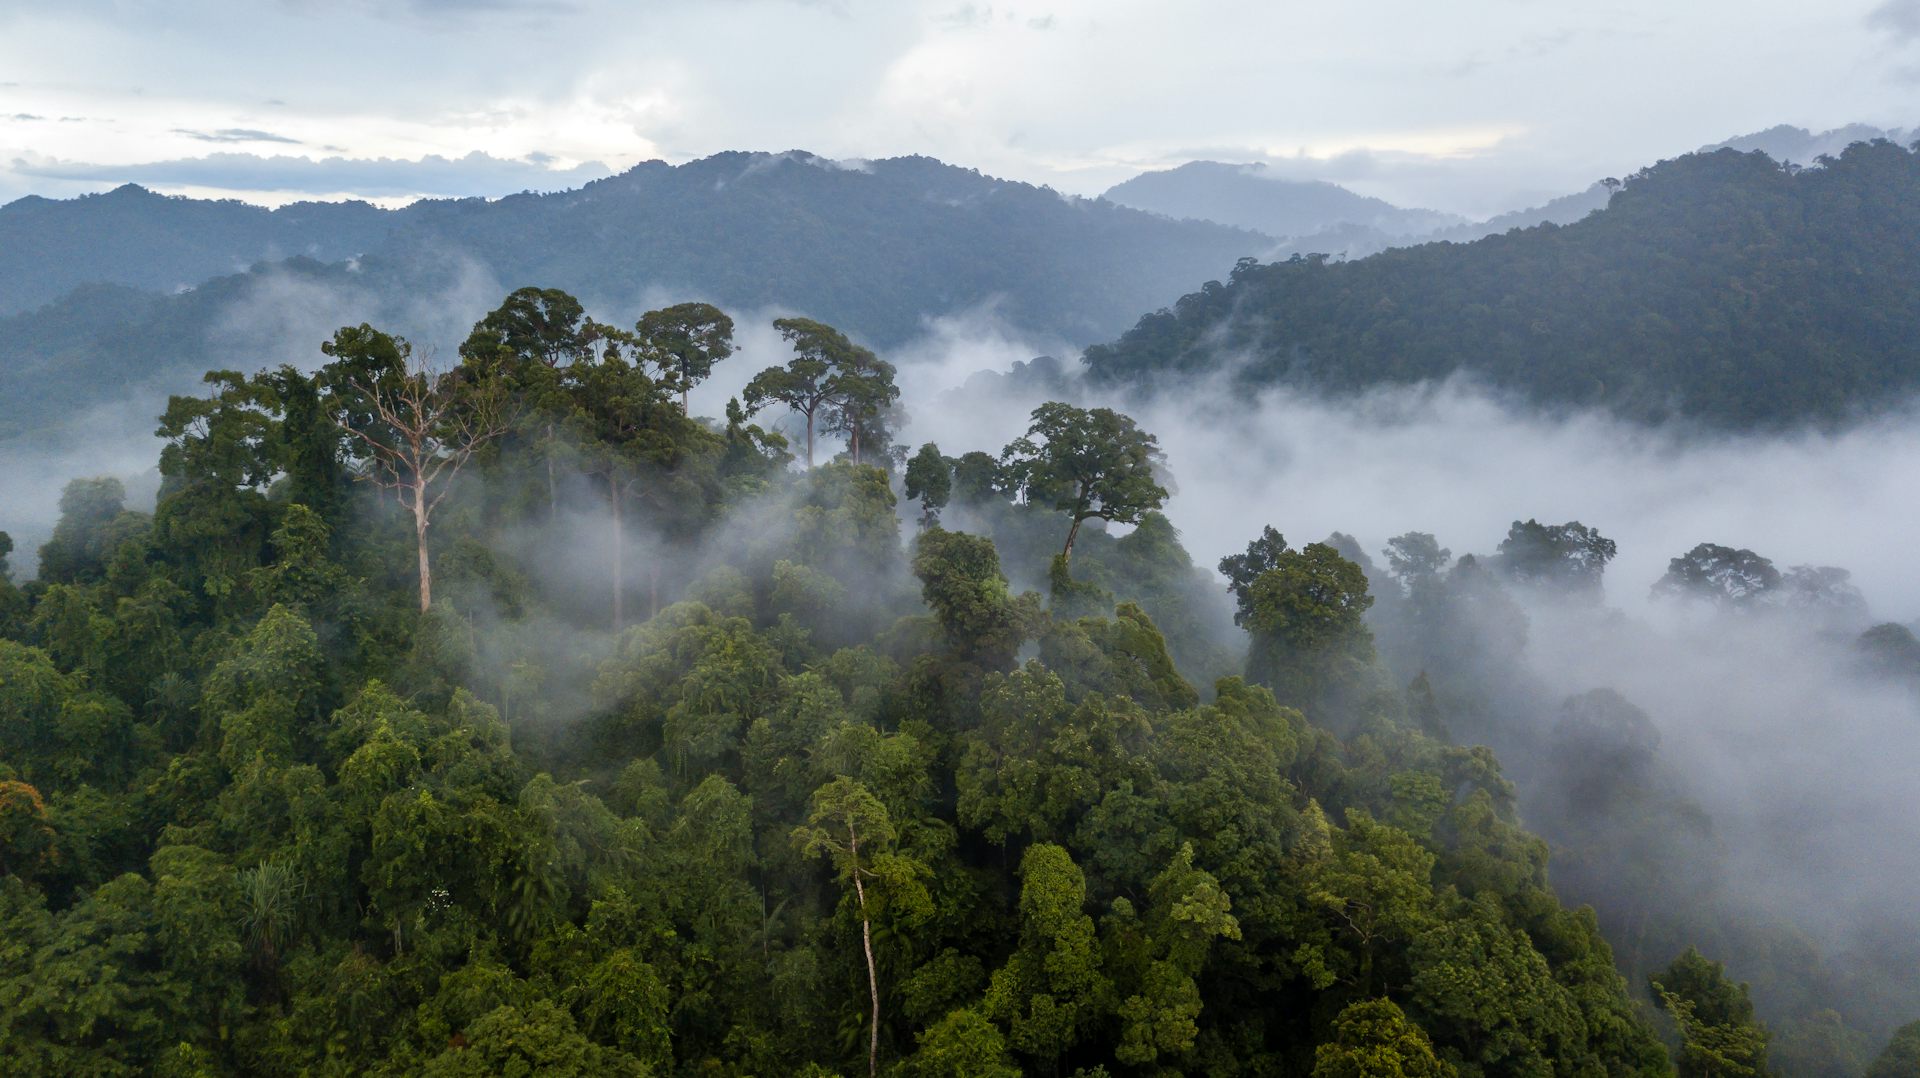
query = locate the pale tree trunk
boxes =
[849,823,880,1078]
[804,411,816,469]
[412,479,432,612]
[850,423,861,466]
[546,422,558,522]
[609,475,625,632]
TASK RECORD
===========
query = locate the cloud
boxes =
[8,113,44,121]
[10,149,617,198]
[173,127,303,144]
[1870,0,1920,40]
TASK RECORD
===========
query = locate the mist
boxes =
[883,320,1920,1035]
[7,283,1919,1042]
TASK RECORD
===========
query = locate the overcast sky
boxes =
[2,0,1917,216]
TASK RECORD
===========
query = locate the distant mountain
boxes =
[0,151,1269,443]
[367,151,1268,347]
[0,185,393,316]
[1104,125,1919,268]
[0,151,1264,346]
[1706,123,1914,165]
[1101,161,1458,240]
[1085,141,1920,428]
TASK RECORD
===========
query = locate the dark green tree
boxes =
[1493,519,1617,596]
[634,301,735,413]
[1000,402,1167,566]
[904,444,952,528]
[1652,543,1781,609]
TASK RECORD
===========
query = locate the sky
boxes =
[0,0,1917,217]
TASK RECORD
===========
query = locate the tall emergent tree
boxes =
[793,777,895,1078]
[823,342,900,467]
[570,347,701,631]
[1000,402,1167,565]
[744,317,880,468]
[634,302,735,413]
[326,330,512,612]
[459,287,605,521]
[1493,519,1617,596]
[1652,542,1781,609]
[904,443,952,528]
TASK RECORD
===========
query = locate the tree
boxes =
[459,286,598,370]
[1241,542,1376,709]
[327,330,512,611]
[1651,948,1770,1078]
[909,1007,1020,1078]
[1219,525,1289,626]
[1383,532,1452,590]
[36,478,134,586]
[1312,998,1454,1078]
[793,777,896,1078]
[459,286,605,520]
[1867,1019,1920,1078]
[1493,519,1616,596]
[1000,402,1167,565]
[904,443,952,527]
[823,340,900,467]
[0,533,22,639]
[568,350,696,630]
[983,843,1111,1065]
[744,317,863,468]
[0,781,57,882]
[1652,543,1780,608]
[635,302,735,413]
[911,529,1040,669]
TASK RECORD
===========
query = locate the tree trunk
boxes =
[849,824,880,1078]
[610,475,624,632]
[546,422,557,522]
[413,481,432,613]
[681,384,690,415]
[1061,515,1083,565]
[804,411,816,469]
[851,423,861,466]
[648,562,661,621]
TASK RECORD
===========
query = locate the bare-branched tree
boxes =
[335,344,512,611]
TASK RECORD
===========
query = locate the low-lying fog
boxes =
[4,295,1917,1030]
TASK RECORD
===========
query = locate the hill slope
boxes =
[0,151,1270,443]
[1084,141,1920,427]
[0,185,394,315]
[0,151,1268,348]
[1102,160,1458,240]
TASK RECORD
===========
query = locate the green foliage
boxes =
[911,528,1040,671]
[1241,541,1379,714]
[0,290,1706,1076]
[1000,402,1167,564]
[1653,948,1771,1078]
[1313,998,1453,1078]
[1085,141,1920,428]
[903,443,952,528]
[1867,1019,1920,1078]
[2,155,1266,443]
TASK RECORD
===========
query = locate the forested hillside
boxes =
[0,152,1268,446]
[20,284,1919,1074]
[0,150,1263,361]
[0,184,393,317]
[1086,140,1920,427]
